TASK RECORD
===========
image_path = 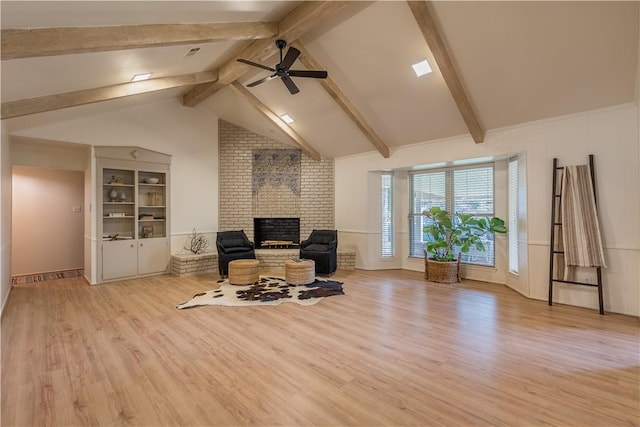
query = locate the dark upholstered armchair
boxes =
[216,230,256,277]
[299,229,338,274]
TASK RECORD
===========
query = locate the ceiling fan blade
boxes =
[281,47,301,69]
[288,70,328,79]
[246,74,277,87]
[281,75,300,95]
[237,58,275,72]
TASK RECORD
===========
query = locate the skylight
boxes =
[412,60,432,77]
[131,73,153,82]
[280,114,294,124]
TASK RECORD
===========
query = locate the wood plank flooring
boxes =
[2,268,638,426]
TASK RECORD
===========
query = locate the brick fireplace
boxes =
[253,218,300,249]
[170,120,356,277]
[218,120,334,241]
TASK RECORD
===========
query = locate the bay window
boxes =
[409,164,496,266]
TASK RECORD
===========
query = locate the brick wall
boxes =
[219,120,334,240]
[300,154,334,239]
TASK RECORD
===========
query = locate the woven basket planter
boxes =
[424,256,461,283]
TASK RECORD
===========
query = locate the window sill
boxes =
[462,263,498,273]
[410,255,496,270]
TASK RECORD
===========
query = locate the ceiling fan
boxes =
[237,39,328,95]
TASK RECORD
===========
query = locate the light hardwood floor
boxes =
[2,268,638,426]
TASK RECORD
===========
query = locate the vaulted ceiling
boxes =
[2,1,638,159]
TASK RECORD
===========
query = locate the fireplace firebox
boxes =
[253,218,300,249]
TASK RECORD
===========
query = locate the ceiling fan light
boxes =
[280,114,294,124]
[412,60,432,77]
[131,73,153,82]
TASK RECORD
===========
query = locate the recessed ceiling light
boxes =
[280,114,294,124]
[412,59,432,77]
[131,73,153,82]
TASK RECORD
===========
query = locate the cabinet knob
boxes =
[139,243,144,247]
[130,244,135,248]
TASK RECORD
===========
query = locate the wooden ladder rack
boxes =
[548,155,604,314]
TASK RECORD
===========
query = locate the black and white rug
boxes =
[177,276,344,309]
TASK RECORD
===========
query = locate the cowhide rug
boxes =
[177,276,344,309]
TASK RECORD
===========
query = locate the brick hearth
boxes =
[171,249,355,277]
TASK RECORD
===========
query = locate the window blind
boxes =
[381,173,394,257]
[409,164,496,266]
[508,158,519,274]
[409,171,446,257]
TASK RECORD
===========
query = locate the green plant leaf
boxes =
[423,208,507,262]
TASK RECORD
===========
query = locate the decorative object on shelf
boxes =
[141,226,153,238]
[145,177,160,184]
[119,191,127,202]
[422,206,507,283]
[108,175,122,184]
[147,191,159,206]
[139,214,154,220]
[109,188,118,201]
[107,212,126,218]
[184,228,209,254]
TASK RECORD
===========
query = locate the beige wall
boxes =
[2,96,635,314]
[1,123,12,313]
[12,166,84,275]
[6,98,219,283]
[637,5,640,312]
[336,104,639,316]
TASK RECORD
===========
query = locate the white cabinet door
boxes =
[102,239,138,280]
[138,238,169,275]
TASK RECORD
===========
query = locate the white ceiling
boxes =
[2,1,638,159]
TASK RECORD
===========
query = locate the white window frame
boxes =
[409,163,497,266]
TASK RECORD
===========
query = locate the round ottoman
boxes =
[284,259,315,285]
[228,259,259,285]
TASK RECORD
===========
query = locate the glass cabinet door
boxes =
[102,168,135,240]
[137,171,166,239]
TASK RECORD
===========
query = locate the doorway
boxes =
[11,166,84,283]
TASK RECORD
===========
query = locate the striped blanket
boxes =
[560,165,606,280]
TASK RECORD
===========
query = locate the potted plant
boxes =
[422,206,507,283]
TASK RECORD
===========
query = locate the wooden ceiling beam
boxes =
[230,81,321,161]
[1,22,278,60]
[1,71,218,119]
[292,41,390,158]
[182,1,349,107]
[406,1,485,144]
